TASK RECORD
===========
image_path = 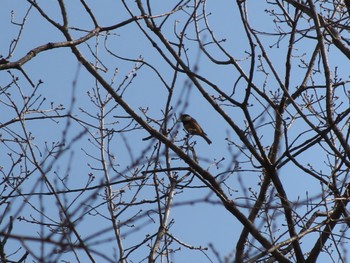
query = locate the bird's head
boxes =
[180,114,191,122]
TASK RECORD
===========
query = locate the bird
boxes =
[180,114,212,144]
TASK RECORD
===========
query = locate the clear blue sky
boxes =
[0,1,345,262]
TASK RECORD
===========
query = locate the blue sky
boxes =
[0,2,243,262]
[1,1,348,262]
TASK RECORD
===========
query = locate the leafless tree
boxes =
[1,0,350,262]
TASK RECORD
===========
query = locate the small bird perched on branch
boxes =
[180,114,212,144]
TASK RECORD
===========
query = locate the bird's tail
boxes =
[202,134,212,144]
